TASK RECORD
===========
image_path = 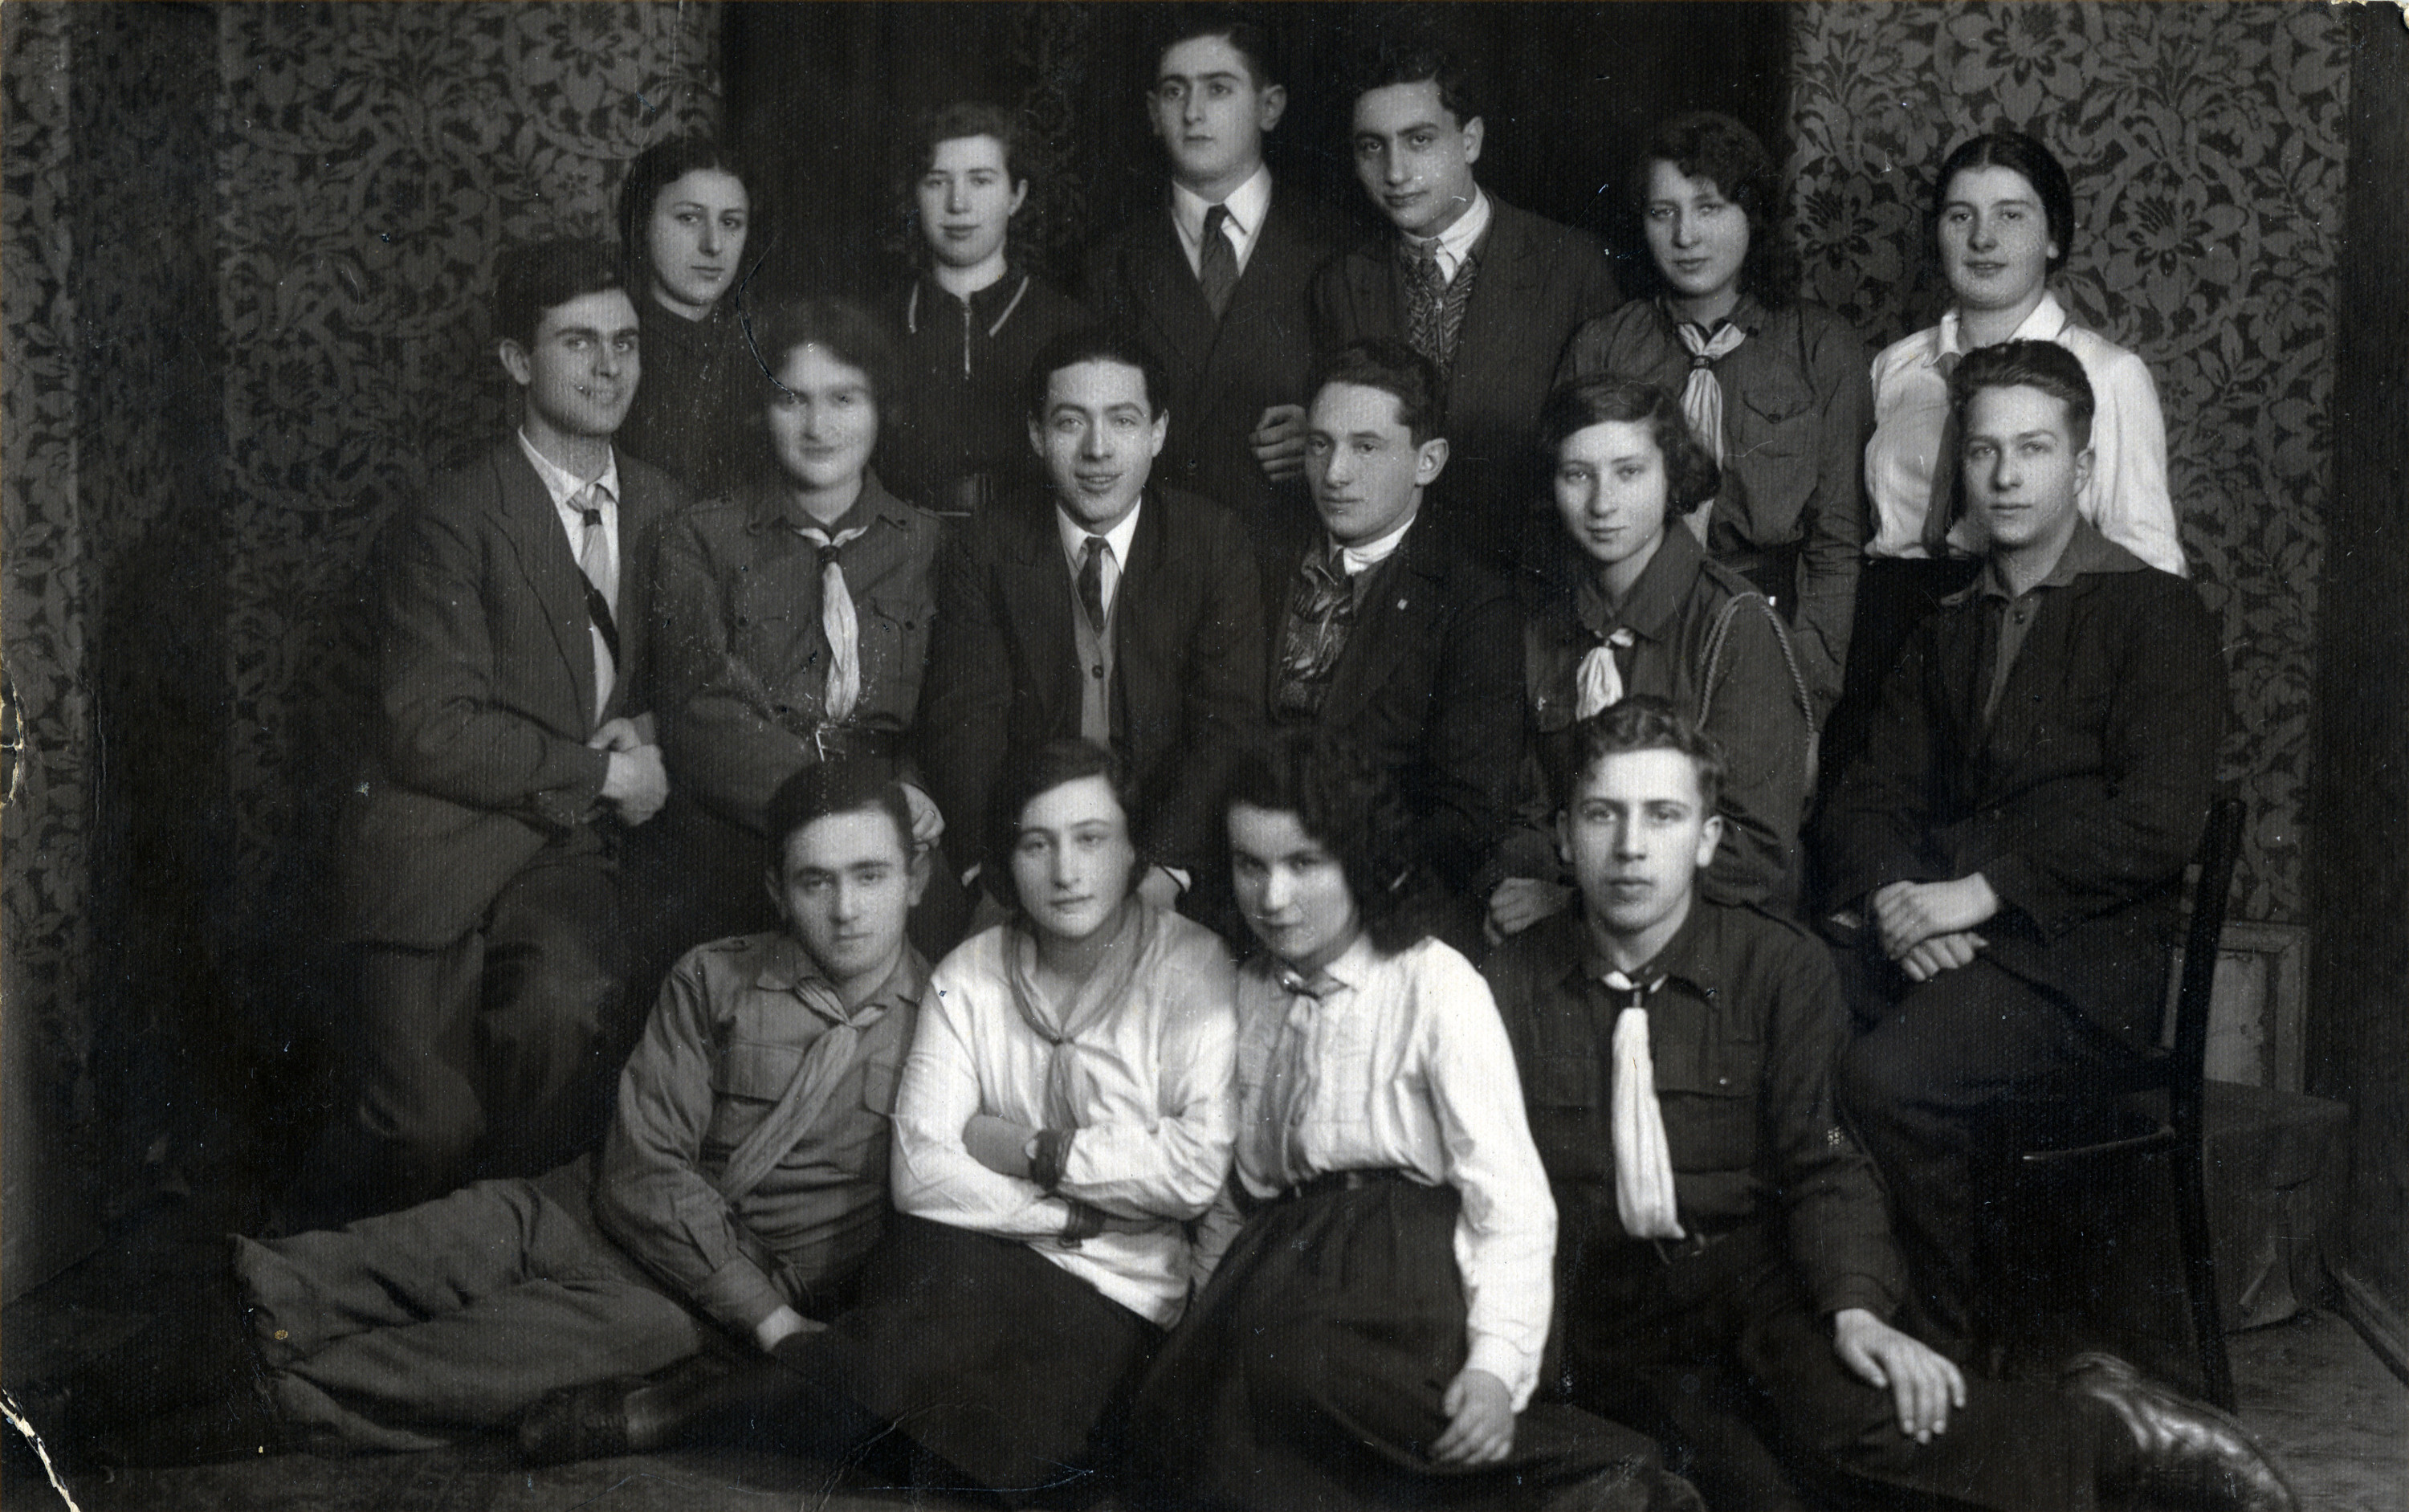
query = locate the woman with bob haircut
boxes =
[613,136,768,498]
[1828,128,2183,786]
[880,100,1090,517]
[1486,378,1813,942]
[1557,110,1869,721]
[1129,729,1695,1511]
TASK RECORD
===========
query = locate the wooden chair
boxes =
[1976,796,2248,1409]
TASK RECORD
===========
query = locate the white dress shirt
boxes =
[1170,162,1273,279]
[516,429,622,714]
[1054,496,1145,625]
[1333,509,1419,579]
[1211,933,1558,1410]
[1863,292,2186,575]
[1408,186,1494,285]
[889,906,1239,1327]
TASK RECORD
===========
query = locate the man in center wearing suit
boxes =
[1082,8,1347,596]
[1263,338,1521,946]
[311,238,687,1221]
[1312,36,1622,570]
[918,326,1266,911]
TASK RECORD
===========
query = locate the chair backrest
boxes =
[2167,796,2249,1139]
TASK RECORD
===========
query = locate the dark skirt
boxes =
[1129,1178,1688,1510]
[816,1213,1157,1502]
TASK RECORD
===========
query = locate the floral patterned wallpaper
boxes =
[2,0,97,1276]
[1787,1,2349,926]
[215,1,721,943]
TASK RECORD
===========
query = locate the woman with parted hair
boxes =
[635,296,960,977]
[1486,379,1814,942]
[878,100,1090,518]
[613,136,768,498]
[1556,110,1870,723]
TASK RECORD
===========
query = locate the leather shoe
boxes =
[2060,1351,2297,1511]
[518,1378,641,1467]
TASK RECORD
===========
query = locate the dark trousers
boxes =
[323,840,629,1217]
[1836,956,2134,1355]
[684,1216,1156,1506]
[1563,1221,2100,1511]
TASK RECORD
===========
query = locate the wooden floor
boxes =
[7,1200,2404,1511]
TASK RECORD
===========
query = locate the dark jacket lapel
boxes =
[997,498,1082,726]
[1319,525,1441,726]
[487,442,599,729]
[1450,199,1549,410]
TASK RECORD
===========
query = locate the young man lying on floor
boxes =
[64,758,928,1462]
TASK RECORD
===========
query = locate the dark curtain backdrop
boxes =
[724,2,1791,303]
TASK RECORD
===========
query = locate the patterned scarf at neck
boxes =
[1007,898,1158,1130]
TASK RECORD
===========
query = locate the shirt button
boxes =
[1091,664,1106,679]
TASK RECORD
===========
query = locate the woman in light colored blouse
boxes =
[1131,730,1690,1511]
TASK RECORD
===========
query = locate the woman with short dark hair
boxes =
[1486,378,1814,941]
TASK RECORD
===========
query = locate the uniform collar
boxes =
[1954,516,2147,605]
[752,931,928,1017]
[1555,897,1724,1001]
[1579,523,1706,643]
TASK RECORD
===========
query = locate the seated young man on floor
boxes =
[214,759,930,1455]
[522,739,1238,1506]
[1483,699,2293,1512]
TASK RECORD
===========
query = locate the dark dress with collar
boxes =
[633,472,948,973]
[879,267,1089,518]
[616,297,764,500]
[1310,196,1621,567]
[1486,904,2105,1511]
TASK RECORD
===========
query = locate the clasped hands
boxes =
[591,715,667,825]
[1869,874,1999,982]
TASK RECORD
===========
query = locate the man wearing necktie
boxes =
[919,327,1267,915]
[1254,338,1520,950]
[211,764,927,1458]
[1311,36,1620,569]
[1485,700,2290,1512]
[309,240,684,1224]
[1083,12,1348,592]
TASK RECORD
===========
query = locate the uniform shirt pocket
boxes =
[859,592,935,719]
[703,1040,803,1159]
[1649,1018,1761,1176]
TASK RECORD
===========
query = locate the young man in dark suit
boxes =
[1818,341,2229,1358]
[1266,338,1520,939]
[315,238,686,1220]
[1312,39,1621,569]
[1083,10,1347,590]
[917,327,1266,908]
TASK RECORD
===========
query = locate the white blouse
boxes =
[890,906,1238,1327]
[1210,933,1557,1410]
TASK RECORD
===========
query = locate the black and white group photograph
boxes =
[1,2,2403,1508]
